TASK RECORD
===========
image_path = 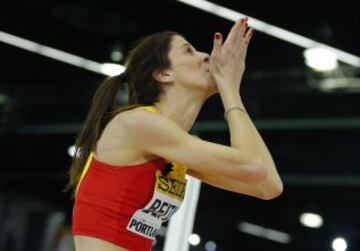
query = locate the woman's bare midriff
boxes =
[74,235,129,251]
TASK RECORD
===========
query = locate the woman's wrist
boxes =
[224,106,247,121]
[213,71,243,92]
[218,88,242,109]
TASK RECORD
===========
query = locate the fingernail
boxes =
[215,33,221,39]
[249,30,254,36]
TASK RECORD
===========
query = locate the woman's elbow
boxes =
[236,163,268,184]
[259,180,283,200]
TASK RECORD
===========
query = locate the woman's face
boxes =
[165,35,217,96]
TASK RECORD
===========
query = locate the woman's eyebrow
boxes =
[182,43,195,49]
[182,43,191,48]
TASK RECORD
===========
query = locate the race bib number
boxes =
[127,162,187,239]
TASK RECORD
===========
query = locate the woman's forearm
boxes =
[219,85,283,195]
[219,88,260,163]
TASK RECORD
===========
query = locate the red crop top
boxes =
[71,106,188,251]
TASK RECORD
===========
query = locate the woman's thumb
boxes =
[212,32,223,55]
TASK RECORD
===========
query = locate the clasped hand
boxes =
[209,17,254,93]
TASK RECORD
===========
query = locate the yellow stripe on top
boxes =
[142,105,159,113]
[75,151,94,195]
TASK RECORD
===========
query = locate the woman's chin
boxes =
[205,78,218,97]
[208,76,217,88]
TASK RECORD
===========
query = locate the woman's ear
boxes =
[152,69,173,83]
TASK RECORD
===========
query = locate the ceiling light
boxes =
[299,212,323,228]
[304,48,338,71]
[68,145,81,158]
[317,78,360,92]
[205,240,217,251]
[100,63,125,77]
[111,50,124,62]
[0,30,125,76]
[110,44,125,62]
[332,237,348,251]
[188,233,201,246]
[238,221,291,244]
[175,0,360,67]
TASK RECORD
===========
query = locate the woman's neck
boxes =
[152,90,208,132]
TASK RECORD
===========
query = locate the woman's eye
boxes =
[186,47,193,54]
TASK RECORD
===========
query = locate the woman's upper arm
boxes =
[130,109,267,184]
[187,168,263,198]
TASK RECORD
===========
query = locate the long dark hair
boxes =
[65,31,180,197]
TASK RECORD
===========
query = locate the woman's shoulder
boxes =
[96,109,160,166]
[117,105,158,119]
[104,108,146,143]
[114,106,161,131]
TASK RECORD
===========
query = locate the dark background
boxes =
[0,1,359,251]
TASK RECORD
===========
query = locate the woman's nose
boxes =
[203,53,210,63]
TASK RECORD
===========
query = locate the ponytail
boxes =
[65,73,128,197]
